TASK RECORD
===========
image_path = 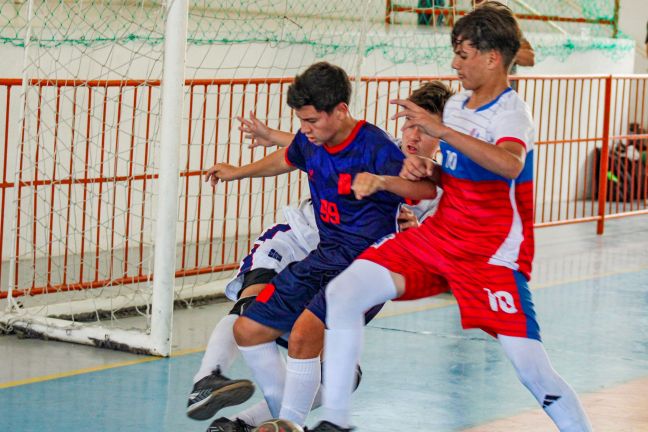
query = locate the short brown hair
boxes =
[287,62,352,113]
[451,1,521,69]
[407,81,454,116]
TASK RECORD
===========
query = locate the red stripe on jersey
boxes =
[338,173,352,195]
[283,147,294,166]
[424,175,518,261]
[405,198,421,206]
[496,136,527,150]
[324,120,366,154]
[515,181,535,279]
[256,283,276,303]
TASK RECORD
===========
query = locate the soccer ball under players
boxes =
[253,418,304,432]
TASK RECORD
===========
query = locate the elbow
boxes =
[503,161,524,180]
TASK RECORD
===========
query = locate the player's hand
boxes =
[400,155,436,181]
[352,172,385,200]
[391,99,447,138]
[237,111,274,148]
[397,206,420,231]
[205,163,240,186]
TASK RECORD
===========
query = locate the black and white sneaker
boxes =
[307,421,353,432]
[187,368,255,420]
[207,417,254,432]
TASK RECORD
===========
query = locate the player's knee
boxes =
[288,312,325,358]
[232,316,258,346]
[326,265,370,315]
[287,326,323,358]
[233,315,284,347]
[326,270,353,305]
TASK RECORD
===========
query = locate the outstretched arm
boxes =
[205,148,295,186]
[514,38,535,67]
[238,111,295,148]
[399,156,441,185]
[351,172,437,201]
[391,99,525,179]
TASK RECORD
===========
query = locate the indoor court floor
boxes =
[1,216,647,431]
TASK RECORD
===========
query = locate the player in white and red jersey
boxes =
[313,3,592,432]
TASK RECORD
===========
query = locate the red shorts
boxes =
[358,224,540,340]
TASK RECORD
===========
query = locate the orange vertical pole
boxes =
[385,0,392,24]
[612,0,620,38]
[596,76,613,235]
[47,87,61,288]
[139,85,153,277]
[196,84,208,268]
[123,87,137,278]
[63,87,79,285]
[182,84,194,269]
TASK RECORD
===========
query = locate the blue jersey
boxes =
[285,120,405,259]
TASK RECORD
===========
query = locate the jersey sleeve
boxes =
[490,107,535,152]
[285,133,308,171]
[368,137,407,204]
[372,139,405,176]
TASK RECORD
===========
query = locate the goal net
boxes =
[0,0,626,355]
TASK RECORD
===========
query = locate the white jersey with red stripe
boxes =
[224,199,319,301]
[428,87,535,279]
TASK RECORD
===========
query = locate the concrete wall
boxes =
[618,0,648,73]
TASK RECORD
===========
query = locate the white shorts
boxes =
[224,199,318,301]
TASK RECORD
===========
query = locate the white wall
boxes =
[618,0,648,73]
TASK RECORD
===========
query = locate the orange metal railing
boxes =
[0,74,646,299]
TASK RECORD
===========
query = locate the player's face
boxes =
[295,105,342,146]
[451,39,490,90]
[401,116,440,158]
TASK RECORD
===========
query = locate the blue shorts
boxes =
[243,246,383,332]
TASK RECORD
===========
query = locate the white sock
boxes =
[310,364,361,411]
[231,400,273,427]
[499,335,593,432]
[312,383,323,409]
[279,356,321,425]
[322,260,397,428]
[238,341,286,418]
[322,329,363,428]
[194,314,238,383]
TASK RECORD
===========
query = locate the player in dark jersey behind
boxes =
[203,62,438,429]
[195,81,453,432]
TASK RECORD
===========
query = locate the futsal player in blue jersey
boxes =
[203,62,439,429]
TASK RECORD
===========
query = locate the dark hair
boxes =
[408,81,454,115]
[287,62,352,113]
[451,1,521,69]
